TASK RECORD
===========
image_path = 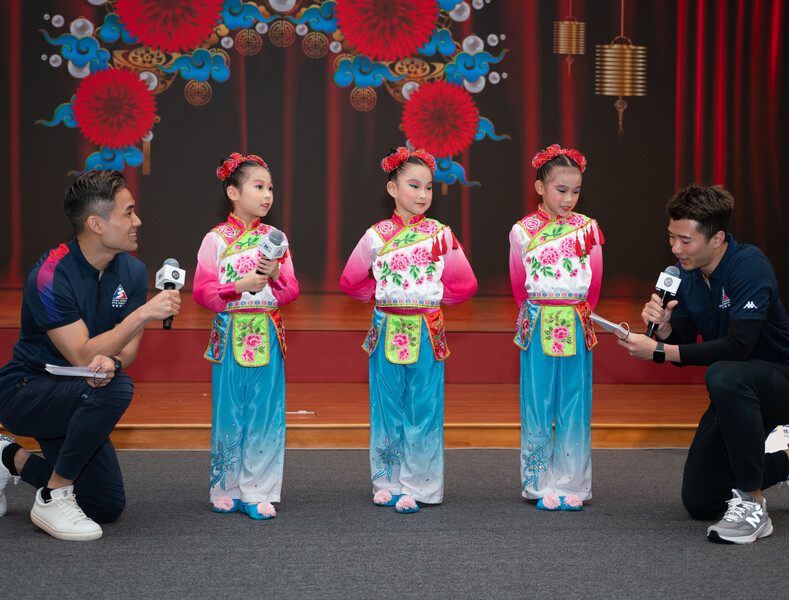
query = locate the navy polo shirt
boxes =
[0,238,148,384]
[671,234,789,363]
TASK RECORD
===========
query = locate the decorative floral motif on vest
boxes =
[373,436,405,482]
[210,438,241,490]
[513,303,533,350]
[425,310,449,360]
[384,313,422,364]
[540,305,577,357]
[577,302,598,351]
[232,313,271,367]
[204,313,229,363]
[522,437,550,491]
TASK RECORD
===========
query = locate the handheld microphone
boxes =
[251,230,288,295]
[155,258,186,330]
[646,265,681,338]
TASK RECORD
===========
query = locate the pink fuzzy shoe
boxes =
[212,496,242,513]
[242,501,276,520]
[395,495,419,514]
[560,495,583,511]
[373,490,402,507]
[536,494,561,511]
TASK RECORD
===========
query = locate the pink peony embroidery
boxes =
[244,333,262,348]
[398,348,411,360]
[427,274,434,281]
[560,236,577,257]
[415,220,439,235]
[570,269,578,278]
[523,216,541,230]
[566,214,585,226]
[392,333,410,348]
[213,344,221,359]
[552,326,570,341]
[538,246,560,266]
[411,246,431,267]
[377,221,394,234]
[551,341,564,354]
[236,254,258,276]
[389,253,410,272]
[242,349,255,363]
[403,281,410,290]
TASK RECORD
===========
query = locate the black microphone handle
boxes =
[646,289,672,338]
[163,282,175,330]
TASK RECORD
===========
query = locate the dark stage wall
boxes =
[1,1,787,301]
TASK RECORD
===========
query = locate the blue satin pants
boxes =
[368,309,445,504]
[209,324,285,504]
[519,305,593,500]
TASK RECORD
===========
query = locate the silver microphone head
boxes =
[163,258,180,268]
[268,230,284,245]
[665,265,681,276]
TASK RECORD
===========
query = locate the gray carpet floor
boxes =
[2,448,788,599]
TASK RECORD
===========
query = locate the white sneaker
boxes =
[30,486,103,541]
[0,434,20,517]
[707,489,773,544]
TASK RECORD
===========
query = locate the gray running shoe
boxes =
[707,489,773,544]
[0,434,20,517]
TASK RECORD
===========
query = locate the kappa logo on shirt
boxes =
[719,287,730,309]
[112,285,128,308]
[743,301,758,310]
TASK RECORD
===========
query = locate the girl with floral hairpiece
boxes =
[340,147,477,514]
[193,152,299,520]
[510,144,604,511]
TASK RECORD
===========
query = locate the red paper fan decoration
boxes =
[402,80,479,158]
[72,68,157,149]
[114,0,223,54]
[335,0,440,62]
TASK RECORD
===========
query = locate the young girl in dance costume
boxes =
[193,153,299,519]
[509,144,603,511]
[340,147,477,513]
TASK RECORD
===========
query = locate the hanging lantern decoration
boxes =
[553,1,585,77]
[595,0,647,134]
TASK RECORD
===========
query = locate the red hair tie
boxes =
[531,144,587,173]
[217,152,269,181]
[381,147,437,175]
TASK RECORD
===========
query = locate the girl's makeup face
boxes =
[535,166,582,219]
[229,165,273,223]
[387,163,433,221]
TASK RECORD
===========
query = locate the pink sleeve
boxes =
[587,242,603,311]
[193,232,241,314]
[270,234,299,306]
[509,225,528,309]
[441,229,477,305]
[340,232,376,302]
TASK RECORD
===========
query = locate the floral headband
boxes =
[216,152,269,181]
[381,147,437,175]
[531,144,587,173]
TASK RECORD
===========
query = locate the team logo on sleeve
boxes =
[112,285,128,308]
[719,288,730,309]
[743,301,758,310]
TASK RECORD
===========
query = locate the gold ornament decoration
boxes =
[350,86,377,112]
[595,0,647,134]
[553,1,585,77]
[269,19,296,48]
[235,29,263,56]
[184,80,213,106]
[303,31,328,59]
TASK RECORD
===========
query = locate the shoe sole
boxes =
[707,521,774,545]
[30,510,103,541]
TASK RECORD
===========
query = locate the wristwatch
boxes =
[106,355,123,372]
[652,341,665,364]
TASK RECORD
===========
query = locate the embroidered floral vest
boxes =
[516,209,602,303]
[212,214,280,311]
[369,213,450,310]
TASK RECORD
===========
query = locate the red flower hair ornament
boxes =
[531,144,587,173]
[381,147,437,175]
[216,153,269,181]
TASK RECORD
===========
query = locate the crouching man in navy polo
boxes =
[0,170,180,541]
[618,184,789,545]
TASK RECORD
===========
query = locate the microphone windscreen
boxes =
[163,258,180,268]
[665,265,680,277]
[268,230,284,245]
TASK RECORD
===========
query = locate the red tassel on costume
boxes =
[597,225,605,246]
[575,232,583,257]
[431,237,440,262]
[451,231,459,250]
